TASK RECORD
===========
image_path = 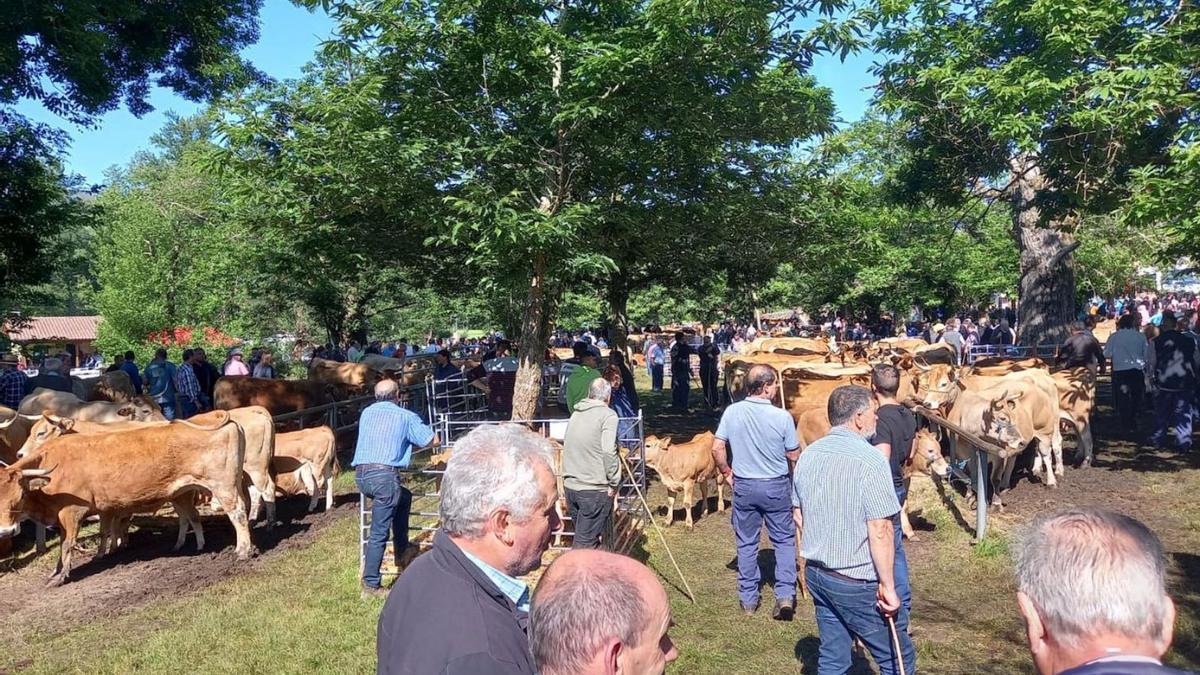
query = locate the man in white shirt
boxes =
[1104,314,1149,432]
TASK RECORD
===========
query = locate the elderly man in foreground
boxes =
[1015,508,1193,675]
[377,424,560,675]
[530,549,678,675]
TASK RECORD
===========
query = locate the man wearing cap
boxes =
[224,348,250,377]
[0,356,27,409]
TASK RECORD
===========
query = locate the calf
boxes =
[898,429,947,540]
[0,420,252,586]
[18,388,166,423]
[271,426,338,512]
[643,431,726,529]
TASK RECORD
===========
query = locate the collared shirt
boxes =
[1104,328,1149,372]
[175,362,201,403]
[793,426,900,581]
[224,359,250,376]
[0,369,26,409]
[459,547,531,613]
[565,365,601,411]
[715,396,799,479]
[120,361,143,394]
[351,401,435,468]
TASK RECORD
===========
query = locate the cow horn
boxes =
[19,414,43,421]
[914,360,931,372]
[21,467,53,478]
[0,415,14,429]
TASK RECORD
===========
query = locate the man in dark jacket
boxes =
[24,357,75,396]
[1057,322,1107,380]
[698,335,721,409]
[669,331,693,410]
[1147,312,1198,452]
[377,424,560,675]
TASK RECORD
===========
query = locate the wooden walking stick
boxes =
[887,614,907,675]
[620,452,697,603]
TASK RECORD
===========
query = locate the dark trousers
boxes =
[357,467,413,588]
[1151,389,1193,451]
[650,364,664,390]
[671,370,690,409]
[700,367,719,407]
[1112,369,1144,429]
[806,566,917,675]
[566,488,612,549]
[892,486,911,617]
[178,398,198,420]
[732,476,796,606]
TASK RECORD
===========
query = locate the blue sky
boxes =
[15,1,877,186]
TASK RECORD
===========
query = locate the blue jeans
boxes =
[1151,389,1193,450]
[806,566,917,675]
[158,399,176,421]
[650,364,664,390]
[356,467,413,588]
[671,370,689,408]
[893,486,911,617]
[733,476,796,606]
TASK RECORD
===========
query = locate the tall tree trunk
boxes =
[512,254,549,419]
[606,277,630,355]
[1008,154,1077,346]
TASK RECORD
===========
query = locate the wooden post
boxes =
[975,447,988,541]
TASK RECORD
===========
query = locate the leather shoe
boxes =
[361,584,389,600]
[773,597,795,621]
[741,599,759,615]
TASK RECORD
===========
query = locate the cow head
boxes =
[0,465,53,537]
[985,390,1026,454]
[909,429,948,478]
[120,396,168,422]
[16,414,75,458]
[643,435,672,468]
[916,364,959,410]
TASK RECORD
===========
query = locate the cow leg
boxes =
[324,471,335,512]
[214,486,254,560]
[716,474,726,513]
[253,471,278,529]
[1077,421,1094,467]
[96,512,113,558]
[173,499,205,552]
[247,483,262,524]
[900,505,915,540]
[683,480,696,530]
[699,479,710,517]
[48,507,85,587]
[664,490,677,527]
[299,463,319,512]
[1041,436,1059,488]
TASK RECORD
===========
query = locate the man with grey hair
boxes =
[530,549,678,675]
[377,424,560,674]
[23,356,75,395]
[793,384,916,675]
[352,378,439,598]
[1015,508,1191,675]
[712,363,800,619]
[562,376,620,549]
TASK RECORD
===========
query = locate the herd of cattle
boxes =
[632,335,1097,530]
[0,354,436,586]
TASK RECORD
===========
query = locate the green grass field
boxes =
[4,373,1200,673]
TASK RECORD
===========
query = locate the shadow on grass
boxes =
[1168,551,1200,667]
[795,636,874,674]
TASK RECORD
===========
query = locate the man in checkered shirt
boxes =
[0,356,26,409]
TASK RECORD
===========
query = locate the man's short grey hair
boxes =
[1015,507,1169,649]
[374,379,398,401]
[827,385,872,427]
[530,565,647,674]
[440,424,556,539]
[42,357,62,372]
[746,364,776,396]
[587,376,612,402]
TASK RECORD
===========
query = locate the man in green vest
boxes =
[565,342,602,411]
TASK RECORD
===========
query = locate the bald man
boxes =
[530,550,678,675]
[353,379,439,597]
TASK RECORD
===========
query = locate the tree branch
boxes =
[1047,240,1082,269]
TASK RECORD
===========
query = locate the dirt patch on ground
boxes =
[0,493,358,638]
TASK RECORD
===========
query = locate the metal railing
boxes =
[965,344,1062,365]
[362,412,648,578]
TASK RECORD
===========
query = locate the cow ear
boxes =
[20,476,51,490]
[117,405,136,418]
[59,418,75,431]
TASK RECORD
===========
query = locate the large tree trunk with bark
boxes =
[512,254,549,420]
[1008,154,1077,346]
[606,277,630,355]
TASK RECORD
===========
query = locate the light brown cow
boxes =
[307,357,380,394]
[214,376,338,416]
[0,406,34,464]
[360,354,406,374]
[83,370,136,403]
[18,388,167,423]
[899,428,947,539]
[271,426,338,512]
[643,431,726,529]
[0,419,252,586]
[192,407,277,526]
[1052,367,1096,466]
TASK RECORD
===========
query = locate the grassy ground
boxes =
[4,373,1200,673]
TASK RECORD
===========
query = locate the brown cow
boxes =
[192,407,277,526]
[18,388,166,423]
[899,428,947,539]
[214,377,338,416]
[271,426,338,512]
[1052,367,1096,466]
[307,357,381,393]
[0,419,252,586]
[643,431,726,529]
[83,370,136,403]
[0,406,35,464]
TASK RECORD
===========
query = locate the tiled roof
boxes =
[5,316,101,342]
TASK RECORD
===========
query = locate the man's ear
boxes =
[491,509,515,546]
[605,637,622,675]
[1016,591,1047,657]
[1159,596,1177,656]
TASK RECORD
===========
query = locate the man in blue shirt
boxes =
[120,350,143,395]
[711,364,800,619]
[353,379,439,597]
[143,348,177,420]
